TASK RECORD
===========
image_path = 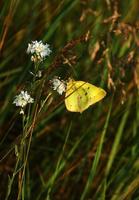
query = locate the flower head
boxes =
[27,40,51,62]
[51,77,66,95]
[13,91,34,114]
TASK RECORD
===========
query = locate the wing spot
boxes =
[87,87,90,89]
[79,96,82,99]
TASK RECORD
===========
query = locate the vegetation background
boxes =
[0,0,139,199]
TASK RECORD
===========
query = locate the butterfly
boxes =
[65,79,106,113]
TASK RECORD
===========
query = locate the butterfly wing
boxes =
[65,80,89,112]
[82,82,106,106]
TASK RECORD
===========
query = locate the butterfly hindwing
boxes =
[82,82,106,106]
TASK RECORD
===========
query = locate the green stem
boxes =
[5,150,20,200]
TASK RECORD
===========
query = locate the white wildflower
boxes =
[13,91,34,113]
[51,77,66,95]
[20,109,24,115]
[27,40,51,62]
[36,70,42,78]
[29,70,42,78]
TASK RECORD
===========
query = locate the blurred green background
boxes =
[0,0,139,199]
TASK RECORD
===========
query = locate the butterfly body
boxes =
[65,79,106,113]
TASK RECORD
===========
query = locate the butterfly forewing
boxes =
[65,81,88,112]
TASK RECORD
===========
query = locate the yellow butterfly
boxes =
[65,79,106,113]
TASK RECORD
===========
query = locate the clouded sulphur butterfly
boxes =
[65,79,106,113]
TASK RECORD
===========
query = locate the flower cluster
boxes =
[13,91,34,114]
[27,40,51,62]
[51,77,66,95]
